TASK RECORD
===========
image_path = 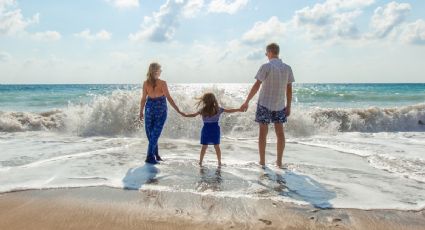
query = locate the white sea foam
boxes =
[1,86,424,137]
[0,133,424,210]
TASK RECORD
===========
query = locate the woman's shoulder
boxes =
[157,79,166,84]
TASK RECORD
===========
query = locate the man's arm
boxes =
[285,83,292,117]
[240,80,262,112]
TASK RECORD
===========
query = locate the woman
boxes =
[140,63,182,164]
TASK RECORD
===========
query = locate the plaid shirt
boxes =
[255,58,295,111]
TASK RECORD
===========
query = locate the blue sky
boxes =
[0,0,424,83]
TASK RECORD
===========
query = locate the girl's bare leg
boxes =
[200,145,208,166]
[213,144,222,166]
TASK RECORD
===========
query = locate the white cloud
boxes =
[75,29,112,41]
[1,0,60,42]
[129,0,185,42]
[0,5,39,35]
[0,51,11,62]
[0,0,15,12]
[32,30,61,41]
[109,51,129,60]
[400,19,425,45]
[370,1,411,38]
[294,0,374,40]
[208,0,248,14]
[242,16,287,44]
[246,49,264,60]
[182,0,204,18]
[106,0,139,9]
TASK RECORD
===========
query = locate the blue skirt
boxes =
[201,122,220,145]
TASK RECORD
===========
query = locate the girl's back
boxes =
[202,108,224,123]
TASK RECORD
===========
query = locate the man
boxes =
[240,43,295,168]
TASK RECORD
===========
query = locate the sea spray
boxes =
[1,87,424,136]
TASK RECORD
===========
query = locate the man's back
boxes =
[255,58,295,111]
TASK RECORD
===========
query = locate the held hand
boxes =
[285,107,291,117]
[240,102,249,112]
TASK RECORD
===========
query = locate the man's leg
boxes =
[274,123,285,167]
[259,123,268,166]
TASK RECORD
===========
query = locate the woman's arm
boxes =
[240,80,262,111]
[223,108,242,113]
[139,82,148,120]
[162,81,182,114]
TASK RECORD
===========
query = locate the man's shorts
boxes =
[255,104,287,124]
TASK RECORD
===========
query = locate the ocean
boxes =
[0,83,424,210]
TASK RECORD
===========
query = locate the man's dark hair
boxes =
[266,43,279,55]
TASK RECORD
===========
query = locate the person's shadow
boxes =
[122,164,160,190]
[259,167,336,209]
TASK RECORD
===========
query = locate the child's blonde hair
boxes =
[146,62,161,89]
[197,93,219,117]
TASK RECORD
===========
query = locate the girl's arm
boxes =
[182,112,200,118]
[162,81,183,115]
[223,108,242,113]
[139,82,148,120]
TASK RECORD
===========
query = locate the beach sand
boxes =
[0,187,424,230]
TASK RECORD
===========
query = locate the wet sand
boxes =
[0,187,424,230]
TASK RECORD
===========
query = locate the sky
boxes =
[0,0,424,84]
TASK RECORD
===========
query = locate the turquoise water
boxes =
[0,84,138,112]
[294,83,425,108]
[1,83,424,112]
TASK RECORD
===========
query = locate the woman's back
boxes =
[145,80,165,98]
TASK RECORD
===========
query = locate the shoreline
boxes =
[1,187,424,230]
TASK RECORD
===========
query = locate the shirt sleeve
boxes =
[219,107,224,114]
[255,64,269,82]
[288,65,295,83]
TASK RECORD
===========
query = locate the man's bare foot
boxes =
[199,161,203,166]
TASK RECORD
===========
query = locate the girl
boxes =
[182,93,242,166]
[140,63,183,164]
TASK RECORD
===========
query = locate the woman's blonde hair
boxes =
[197,93,219,117]
[146,62,161,89]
